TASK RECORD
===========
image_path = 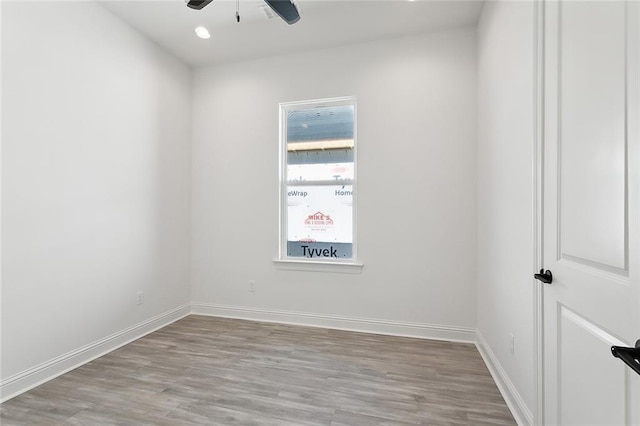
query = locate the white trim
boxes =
[0,0,3,406]
[533,0,545,423]
[476,332,534,426]
[272,258,363,273]
[191,303,476,343]
[278,96,358,264]
[0,304,190,403]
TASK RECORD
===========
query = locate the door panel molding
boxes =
[558,304,629,425]
[559,254,630,279]
[555,0,628,272]
[559,304,627,347]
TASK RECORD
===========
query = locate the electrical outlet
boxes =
[249,280,255,292]
[509,333,515,355]
[137,291,144,305]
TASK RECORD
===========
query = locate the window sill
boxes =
[273,259,364,274]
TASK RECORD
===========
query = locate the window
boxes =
[279,97,357,264]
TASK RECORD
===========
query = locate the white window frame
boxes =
[274,96,362,273]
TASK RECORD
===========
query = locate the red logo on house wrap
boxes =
[304,212,334,226]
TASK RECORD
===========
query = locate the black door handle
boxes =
[534,269,553,284]
[611,340,640,376]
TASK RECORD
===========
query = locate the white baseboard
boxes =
[0,304,191,403]
[191,303,476,343]
[475,331,533,426]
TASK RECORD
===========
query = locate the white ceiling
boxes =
[99,0,484,68]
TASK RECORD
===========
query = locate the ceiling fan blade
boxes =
[264,0,300,25]
[186,0,214,10]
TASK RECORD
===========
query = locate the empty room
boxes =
[1,0,638,424]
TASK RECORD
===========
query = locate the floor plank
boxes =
[0,315,516,425]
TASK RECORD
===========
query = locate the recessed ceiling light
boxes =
[195,26,211,39]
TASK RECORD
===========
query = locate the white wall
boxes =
[1,1,191,397]
[191,28,478,337]
[476,1,536,424]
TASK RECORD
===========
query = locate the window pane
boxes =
[287,162,353,184]
[287,184,353,258]
[281,99,355,261]
[287,105,354,142]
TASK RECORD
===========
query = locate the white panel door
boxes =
[542,1,640,424]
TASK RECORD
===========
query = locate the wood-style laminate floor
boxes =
[0,315,516,425]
